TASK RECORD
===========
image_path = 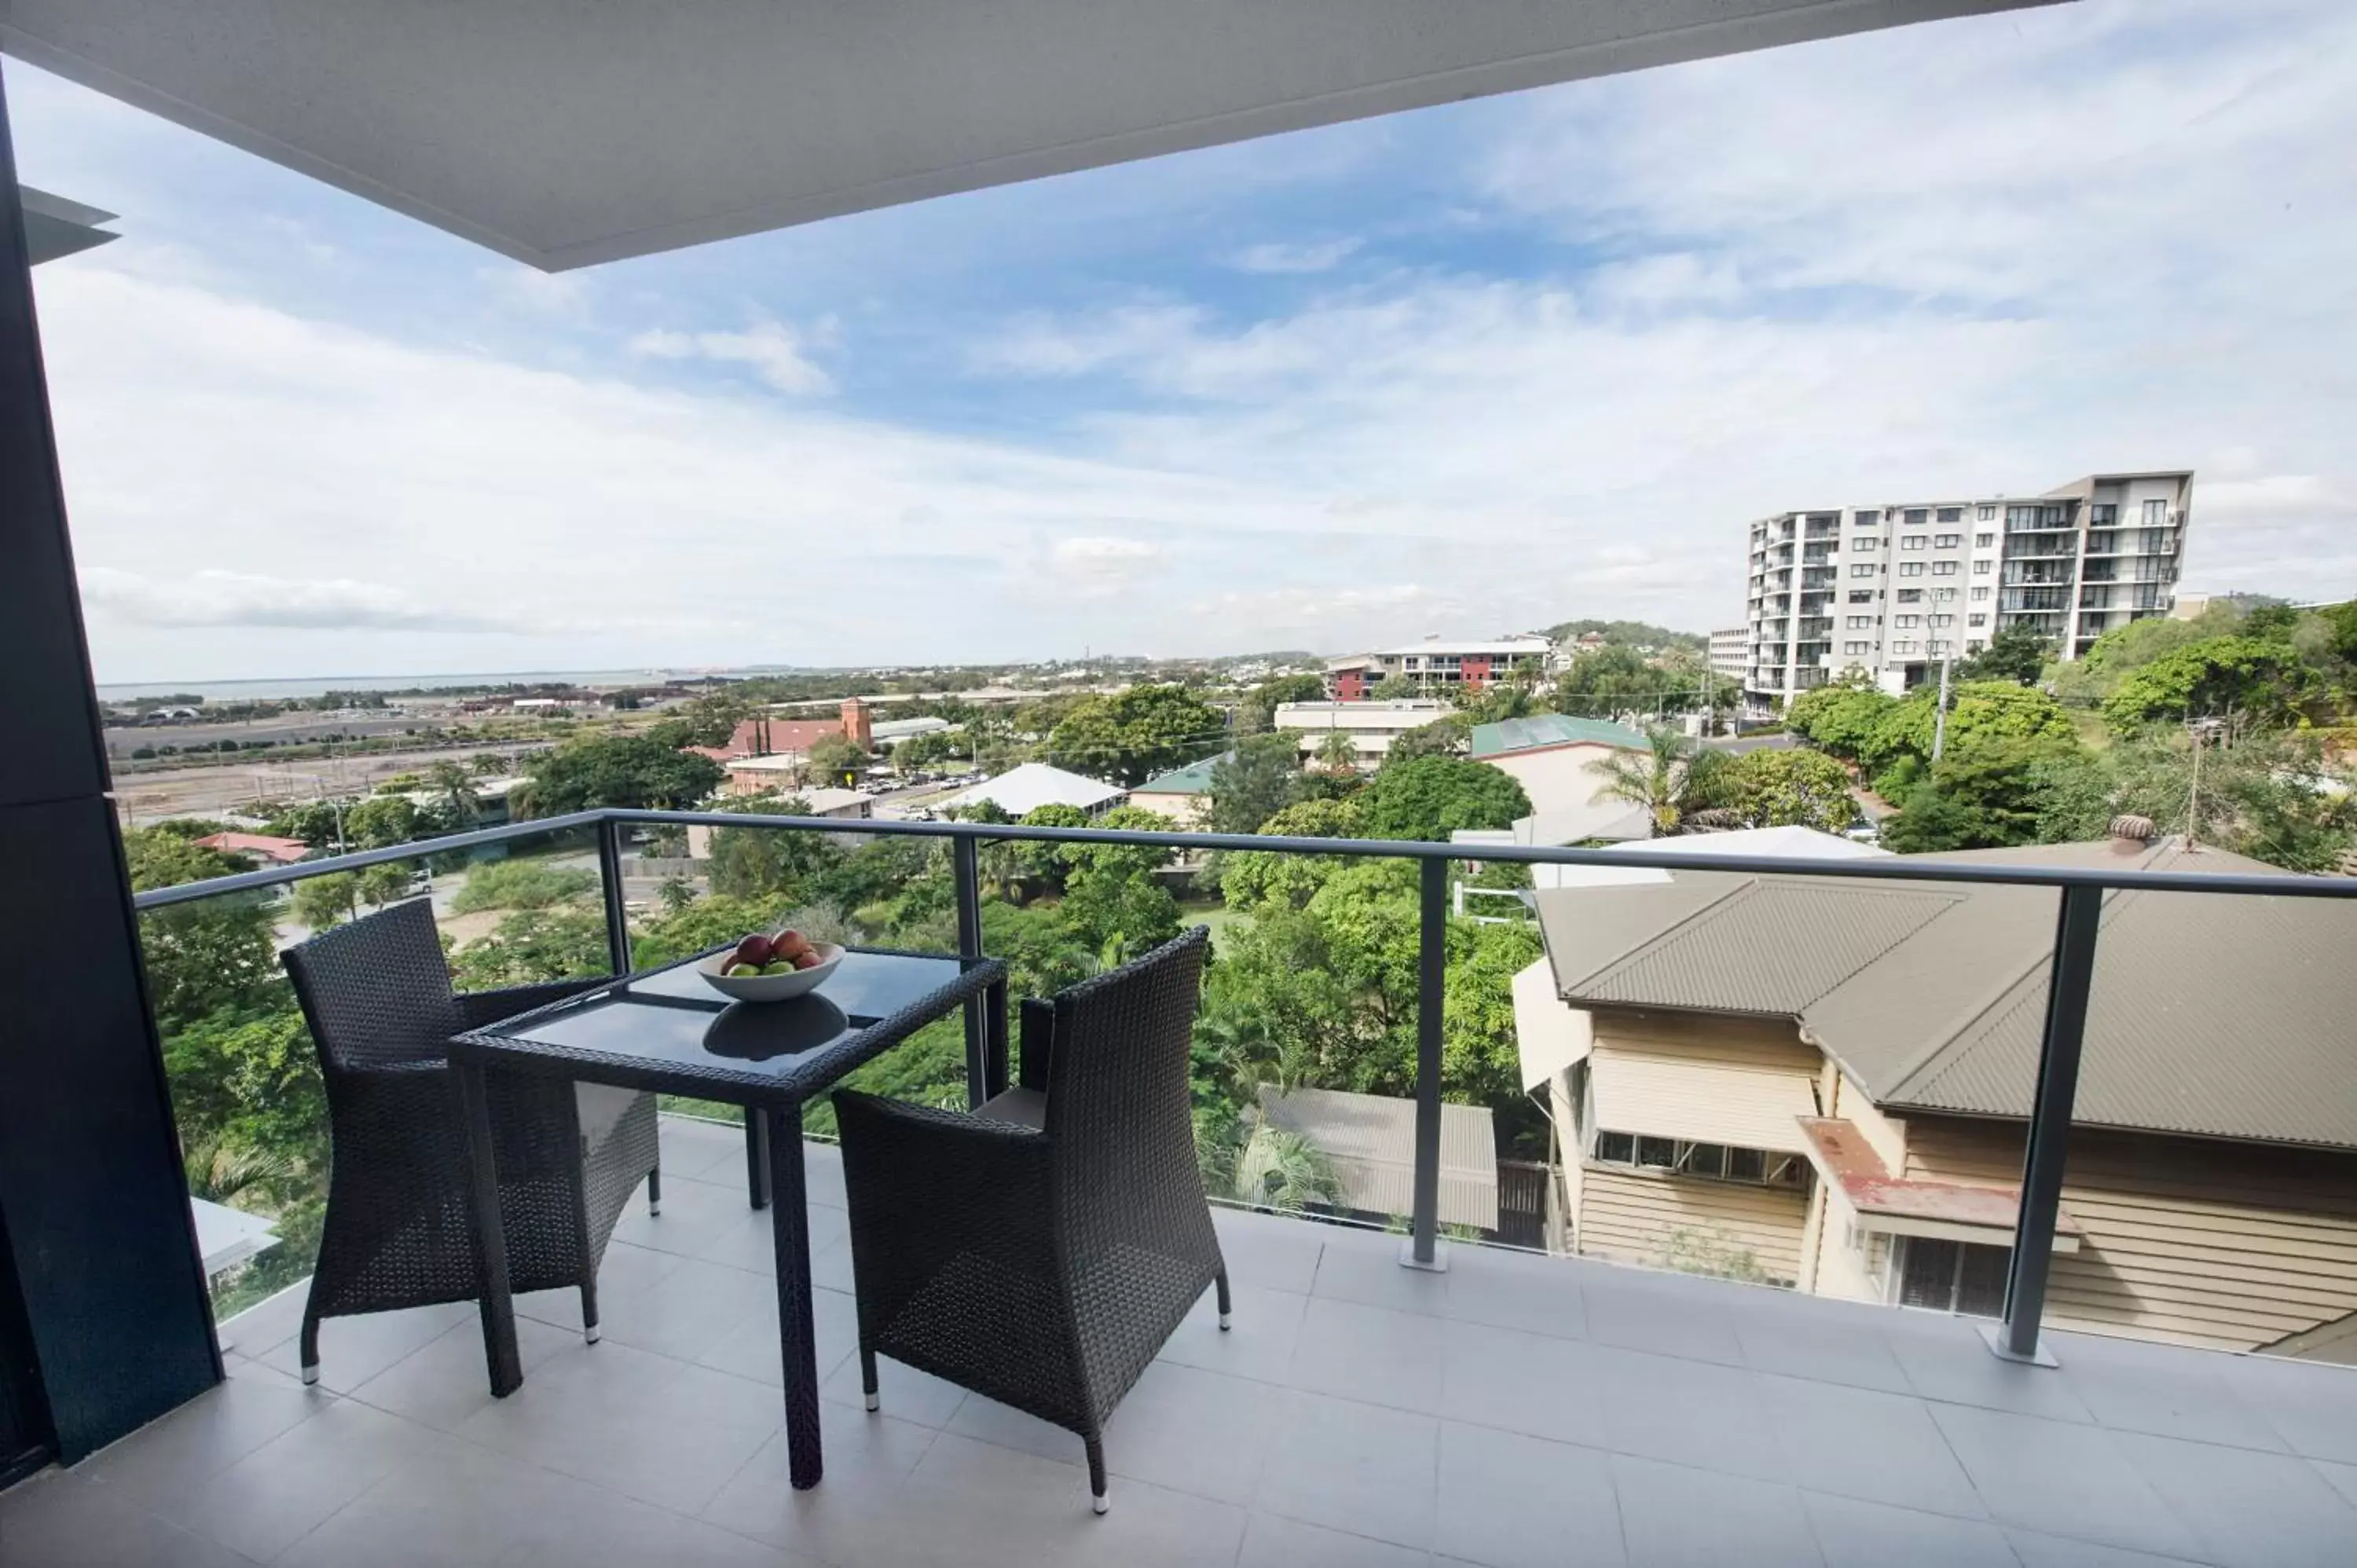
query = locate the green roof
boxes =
[1134,752,1229,794]
[1469,715,1649,759]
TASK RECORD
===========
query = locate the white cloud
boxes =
[628,320,833,394]
[1231,237,1362,274]
[81,567,523,632]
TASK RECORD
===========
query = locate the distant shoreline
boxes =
[93,668,795,702]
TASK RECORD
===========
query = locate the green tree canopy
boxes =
[706,793,845,900]
[1220,797,1365,911]
[1355,756,1530,841]
[514,733,726,815]
[1205,732,1303,835]
[1719,748,1857,833]
[1386,713,1471,764]
[2100,636,2319,732]
[1234,673,1328,734]
[1589,728,1734,834]
[124,827,284,1031]
[805,733,867,785]
[1043,684,1226,787]
[1952,622,2051,686]
[1879,739,2059,853]
[1784,680,1899,760]
[1864,681,2077,775]
[1367,675,1422,701]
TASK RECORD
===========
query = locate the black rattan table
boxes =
[449,944,1008,1489]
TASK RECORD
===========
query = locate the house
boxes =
[711,697,875,762]
[1271,700,1450,771]
[189,831,310,866]
[1127,753,1222,826]
[1468,714,1650,818]
[935,762,1126,819]
[1516,830,2357,1357]
[867,713,953,750]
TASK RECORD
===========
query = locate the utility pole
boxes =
[1930,655,1954,762]
[2184,716,2220,851]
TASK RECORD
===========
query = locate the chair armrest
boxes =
[833,1089,1058,1328]
[456,978,604,1031]
[1016,998,1055,1095]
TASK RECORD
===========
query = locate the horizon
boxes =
[19,0,2357,683]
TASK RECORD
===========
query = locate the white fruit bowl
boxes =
[695,942,845,1002]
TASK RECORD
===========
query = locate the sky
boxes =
[14,0,2357,683]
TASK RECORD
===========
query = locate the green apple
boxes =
[761,961,794,975]
[724,962,762,977]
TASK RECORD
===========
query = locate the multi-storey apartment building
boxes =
[1707,626,1748,682]
[1325,634,1555,699]
[1741,471,2191,713]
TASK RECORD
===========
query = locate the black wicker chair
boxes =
[834,925,1226,1513]
[280,898,659,1385]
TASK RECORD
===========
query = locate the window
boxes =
[1975,532,1995,548]
[1977,504,1996,521]
[1853,510,1880,524]
[1894,1237,2010,1317]
[1900,534,1926,551]
[1973,559,1992,574]
[2143,498,2168,525]
[1898,562,1925,577]
[1848,590,1877,604]
[1890,639,1919,654]
[1895,588,1923,603]
[1936,507,1963,523]
[1933,533,1960,549]
[1851,536,1877,550]
[1932,587,1957,602]
[1927,639,1950,654]
[1849,564,1879,578]
[1969,613,1988,627]
[1893,614,1921,629]
[1971,586,1991,601]
[1932,561,1958,576]
[1842,641,1871,656]
[1591,1131,1806,1189]
[2091,504,2117,526]
[1930,614,1954,628]
[1903,508,1928,525]
[1845,615,1875,629]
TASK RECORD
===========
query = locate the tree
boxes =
[2102,636,2318,732]
[1552,645,1678,720]
[426,760,481,827]
[1863,681,2076,776]
[1719,748,1857,833]
[448,856,600,914]
[513,733,726,815]
[1314,730,1359,775]
[1205,733,1303,835]
[1220,797,1365,911]
[447,907,610,989]
[291,872,362,929]
[1952,622,2051,686]
[805,733,867,786]
[2050,606,2240,710]
[1368,675,1422,702]
[706,794,845,899]
[1879,739,2056,853]
[1589,729,1732,834]
[2030,730,2355,871]
[1356,756,1530,841]
[1235,673,1327,734]
[1043,684,1226,787]
[124,827,282,1030]
[1545,618,1706,652]
[343,794,424,848]
[1784,680,1898,761]
[1386,713,1471,764]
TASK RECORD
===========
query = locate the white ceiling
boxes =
[1,0,2050,272]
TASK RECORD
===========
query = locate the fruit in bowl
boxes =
[699,929,844,1002]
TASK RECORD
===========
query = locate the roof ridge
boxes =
[1556,877,1759,996]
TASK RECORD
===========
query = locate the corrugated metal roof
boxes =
[1534,838,2357,1151]
[1470,715,1650,759]
[1256,1087,1497,1229]
[1135,753,1229,795]
[1589,1053,1820,1152]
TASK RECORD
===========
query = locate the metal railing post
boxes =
[1406,854,1447,1271]
[953,835,990,1108]
[596,815,632,976]
[1990,883,2102,1365]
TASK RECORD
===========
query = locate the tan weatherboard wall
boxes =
[1568,1009,1819,1287]
[1895,1116,2357,1356]
[1124,789,1208,826]
[1483,744,1622,819]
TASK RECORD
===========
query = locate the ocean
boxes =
[93,669,791,702]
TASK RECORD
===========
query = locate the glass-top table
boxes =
[449,943,1010,1490]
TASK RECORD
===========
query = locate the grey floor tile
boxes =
[2112,1429,2355,1568]
[214,1280,310,1361]
[456,1335,783,1515]
[1237,1511,1435,1568]
[1439,1317,1606,1449]
[1440,1245,1588,1341]
[2316,1457,2357,1508]
[1757,1371,1984,1518]
[593,1255,783,1364]
[1732,1305,1915,1394]
[2008,1530,2215,1567]
[1593,1344,1787,1483]
[801,1140,849,1210]
[614,1163,764,1259]
[2054,1332,2286,1452]
[1098,1361,1288,1505]
[693,1281,861,1391]
[1157,1282,1307,1387]
[1929,1402,2204,1560]
[1435,1420,1623,1568]
[1582,1274,1747,1366]
[948,1392,1084,1467]
[1887,1320,2096,1423]
[661,1114,752,1184]
[513,1237,686,1333]
[2218,1354,2357,1465]
[75,1357,328,1521]
[1803,1493,2016,1568]
[1287,1295,1446,1413]
[275,1429,814,1568]
[702,1404,941,1565]
[1211,1208,1326,1295]
[177,1398,443,1563]
[805,1228,859,1294]
[251,1300,474,1393]
[873,1430,1246,1567]
[1253,1389,1440,1551]
[1611,1453,1820,1568]
[1312,1235,1453,1317]
[344,1312,580,1432]
[0,1467,262,1568]
[822,1346,970,1427]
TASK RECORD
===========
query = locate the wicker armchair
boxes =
[834,925,1226,1513]
[280,898,658,1385]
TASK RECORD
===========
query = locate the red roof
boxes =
[193,831,311,865]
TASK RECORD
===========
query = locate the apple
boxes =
[730,933,775,968]
[724,962,762,978]
[792,951,823,970]
[760,961,794,976]
[772,929,811,962]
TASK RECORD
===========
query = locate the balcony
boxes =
[10,1117,2351,1567]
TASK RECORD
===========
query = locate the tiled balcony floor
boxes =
[6,1115,2357,1566]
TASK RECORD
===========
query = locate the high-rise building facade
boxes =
[1741,471,2191,712]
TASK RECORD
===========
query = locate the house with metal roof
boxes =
[935,762,1126,819]
[1465,713,1651,820]
[1516,829,2357,1357]
[1127,753,1225,827]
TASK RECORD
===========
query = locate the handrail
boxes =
[130,809,611,909]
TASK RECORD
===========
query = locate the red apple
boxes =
[792,950,823,970]
[730,933,775,968]
[772,929,811,961]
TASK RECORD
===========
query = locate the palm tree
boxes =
[427,759,480,827]
[1232,1127,1343,1214]
[1315,730,1358,775]
[1593,727,1732,834]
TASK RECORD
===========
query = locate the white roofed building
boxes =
[937,763,1126,819]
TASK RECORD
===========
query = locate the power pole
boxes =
[1930,655,1954,762]
[2184,716,2216,850]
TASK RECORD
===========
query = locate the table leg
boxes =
[766,1105,823,1489]
[745,1104,772,1210]
[455,1060,522,1397]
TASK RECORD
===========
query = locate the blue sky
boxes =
[16,0,2357,682]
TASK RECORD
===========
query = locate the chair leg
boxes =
[299,1308,322,1387]
[1085,1435,1109,1514]
[1215,1266,1233,1331]
[860,1346,880,1412]
[647,1163,662,1217]
[581,1275,600,1345]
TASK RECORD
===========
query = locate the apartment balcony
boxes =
[13,1118,2352,1568]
